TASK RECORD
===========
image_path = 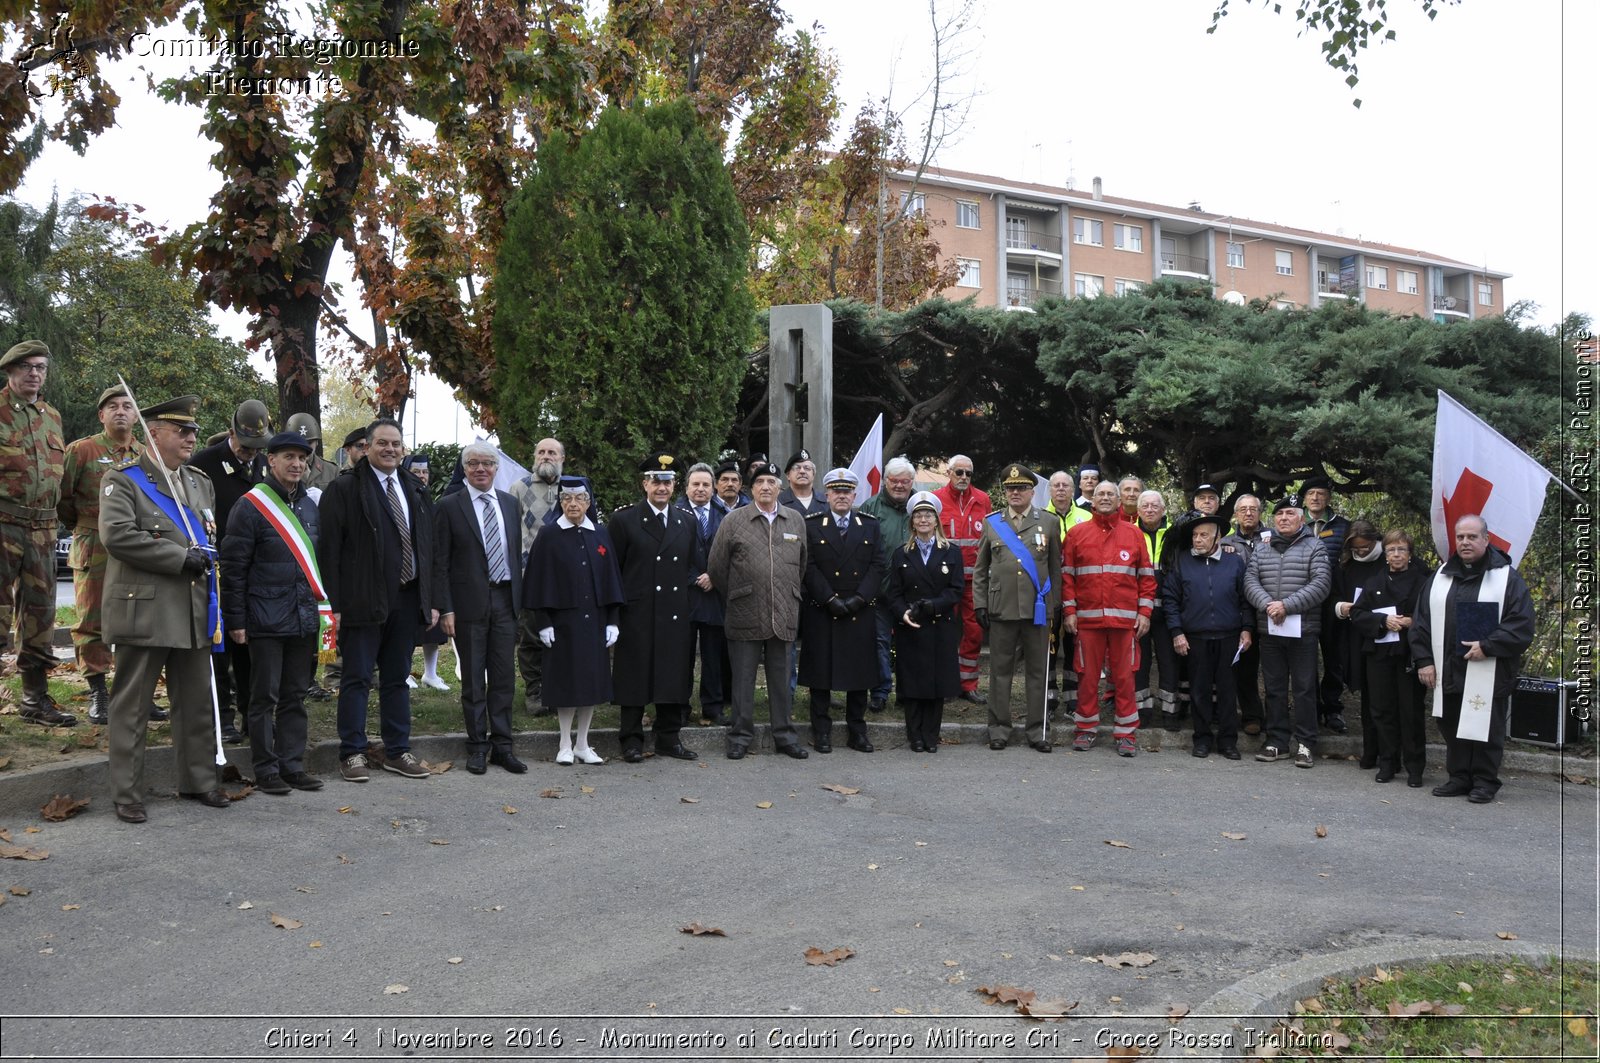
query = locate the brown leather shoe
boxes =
[180,789,230,808]
[115,802,147,823]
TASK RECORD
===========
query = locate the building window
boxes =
[1074,273,1105,298]
[1275,249,1294,276]
[1397,269,1418,294]
[900,191,925,216]
[1276,300,1296,310]
[1006,273,1031,305]
[1005,216,1028,248]
[956,258,981,288]
[956,200,980,229]
[1113,224,1142,252]
[1227,242,1245,268]
[1073,217,1103,246]
[1366,265,1389,290]
[1478,281,1493,306]
[1114,278,1141,296]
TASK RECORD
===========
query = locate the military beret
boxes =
[823,467,858,491]
[341,427,369,448]
[908,490,942,516]
[749,462,782,483]
[784,449,812,472]
[96,384,130,409]
[744,452,768,470]
[1191,482,1220,500]
[0,340,49,369]
[1300,473,1333,494]
[142,395,201,431]
[1001,463,1036,489]
[267,431,313,455]
[1274,493,1304,513]
[714,460,741,480]
[232,399,272,448]
[640,451,678,478]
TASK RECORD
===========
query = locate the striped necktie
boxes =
[697,505,709,538]
[385,475,415,583]
[481,494,509,583]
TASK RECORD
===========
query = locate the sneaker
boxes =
[1116,737,1137,758]
[339,754,370,782]
[1255,745,1283,763]
[421,675,450,691]
[573,746,604,765]
[1295,744,1314,769]
[1072,731,1096,752]
[383,752,431,778]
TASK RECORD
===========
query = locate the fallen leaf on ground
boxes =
[383,984,408,995]
[1221,831,1248,841]
[1386,1000,1434,1017]
[540,789,563,799]
[804,946,854,966]
[429,839,449,845]
[1070,885,1085,891]
[976,984,1036,1006]
[580,785,595,794]
[755,801,773,809]
[428,761,452,774]
[679,796,700,804]
[943,960,958,967]
[61,903,80,910]
[9,885,30,896]
[1017,998,1075,1020]
[295,886,316,894]
[680,922,727,937]
[1314,824,1328,838]
[1569,1017,1590,1037]
[1457,981,1473,993]
[1167,1004,1190,1022]
[1094,952,1157,968]
[892,1007,910,1015]
[915,840,927,846]
[0,844,48,860]
[503,805,519,814]
[225,786,253,801]
[337,854,352,864]
[1495,931,1518,940]
[0,756,10,769]
[448,957,463,965]
[269,913,303,930]
[40,794,89,821]
[0,828,9,842]
[23,827,39,834]
[237,901,253,910]
[821,783,860,795]
[1434,1003,1465,1016]
[1105,839,1132,848]
[867,863,879,871]
[337,806,355,815]
[309,940,323,948]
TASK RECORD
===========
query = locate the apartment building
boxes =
[894,165,1508,320]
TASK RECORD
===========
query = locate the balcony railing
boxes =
[1004,279,1063,308]
[1004,231,1063,255]
[1161,251,1209,275]
[1434,293,1469,313]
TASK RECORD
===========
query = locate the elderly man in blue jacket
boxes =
[1163,512,1255,760]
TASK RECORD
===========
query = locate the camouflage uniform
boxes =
[0,382,65,674]
[58,431,144,675]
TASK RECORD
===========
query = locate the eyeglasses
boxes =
[464,460,497,469]
[14,362,47,375]
[950,469,972,477]
[176,427,198,438]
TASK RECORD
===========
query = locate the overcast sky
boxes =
[14,0,1595,445]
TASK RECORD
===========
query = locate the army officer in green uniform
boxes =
[101,395,228,824]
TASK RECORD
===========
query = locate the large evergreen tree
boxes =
[493,99,752,506]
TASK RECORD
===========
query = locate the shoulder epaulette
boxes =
[855,511,877,520]
[804,509,827,520]
[112,456,139,470]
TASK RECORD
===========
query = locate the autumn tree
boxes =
[493,99,752,508]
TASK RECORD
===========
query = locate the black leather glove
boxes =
[912,600,933,623]
[843,594,867,616]
[974,607,989,630]
[181,547,211,575]
[827,596,852,619]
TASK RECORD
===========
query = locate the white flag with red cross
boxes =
[846,413,884,501]
[1430,390,1552,565]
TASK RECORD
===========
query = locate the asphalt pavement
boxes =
[1,720,1594,1062]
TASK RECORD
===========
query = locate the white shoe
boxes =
[421,675,450,691]
[555,748,575,766]
[406,675,418,688]
[574,746,605,765]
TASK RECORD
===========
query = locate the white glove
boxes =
[539,627,555,647]
[605,624,619,647]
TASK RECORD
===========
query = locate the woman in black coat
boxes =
[886,492,965,752]
[523,477,624,765]
[1348,529,1433,786]
[1330,518,1384,767]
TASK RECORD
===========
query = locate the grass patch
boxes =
[1281,957,1596,1059]
[56,605,79,627]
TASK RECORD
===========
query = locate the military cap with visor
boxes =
[823,467,859,491]
[142,395,202,431]
[1000,462,1037,489]
[640,451,678,479]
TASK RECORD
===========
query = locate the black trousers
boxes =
[212,637,252,721]
[1187,636,1239,747]
[1260,633,1319,751]
[809,687,868,747]
[1438,688,1507,794]
[1234,638,1263,725]
[516,608,544,708]
[1364,653,1426,776]
[1317,601,1346,715]
[903,697,944,750]
[246,633,314,780]
[691,621,727,720]
[456,584,517,756]
[336,581,421,759]
[620,702,687,754]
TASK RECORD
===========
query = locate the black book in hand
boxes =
[1455,601,1500,648]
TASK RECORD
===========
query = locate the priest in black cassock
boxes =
[523,475,624,766]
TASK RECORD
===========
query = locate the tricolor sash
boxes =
[988,512,1051,626]
[241,485,336,658]
[128,467,224,653]
[1428,565,1509,741]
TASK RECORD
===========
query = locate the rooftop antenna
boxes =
[1333,198,1344,237]
[1064,139,1075,190]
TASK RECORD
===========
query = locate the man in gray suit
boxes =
[707,461,809,761]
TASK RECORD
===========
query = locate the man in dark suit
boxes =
[677,463,729,725]
[317,417,438,783]
[800,468,883,753]
[434,442,525,775]
[609,451,698,763]
[187,398,271,743]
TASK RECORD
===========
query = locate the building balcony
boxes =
[1004,230,1062,267]
[1004,279,1062,309]
[1160,252,1209,277]
[1433,293,1470,316]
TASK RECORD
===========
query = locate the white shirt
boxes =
[374,468,410,525]
[469,487,509,570]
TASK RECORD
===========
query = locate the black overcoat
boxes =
[523,520,623,708]
[607,501,697,705]
[886,539,965,700]
[798,510,883,691]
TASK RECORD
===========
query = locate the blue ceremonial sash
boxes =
[988,512,1051,626]
[128,468,224,653]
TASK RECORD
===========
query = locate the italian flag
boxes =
[241,485,337,659]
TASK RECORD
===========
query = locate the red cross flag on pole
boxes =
[1431,390,1552,565]
[846,413,884,501]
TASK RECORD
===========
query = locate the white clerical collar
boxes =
[557,514,595,531]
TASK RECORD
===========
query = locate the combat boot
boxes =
[19,668,77,727]
[86,673,111,726]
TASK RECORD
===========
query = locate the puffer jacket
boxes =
[1243,523,1331,636]
[220,476,323,638]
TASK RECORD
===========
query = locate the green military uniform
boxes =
[304,454,339,491]
[972,464,1062,748]
[101,397,224,811]
[0,377,65,677]
[59,425,143,675]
